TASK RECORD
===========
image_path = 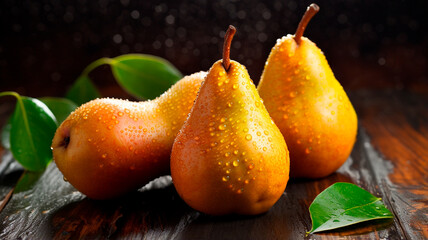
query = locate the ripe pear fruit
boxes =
[257,4,358,179]
[52,71,206,199]
[171,26,290,215]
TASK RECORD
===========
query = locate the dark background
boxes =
[0,0,427,98]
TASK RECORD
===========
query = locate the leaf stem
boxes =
[294,3,319,45]
[80,57,113,77]
[0,91,20,99]
[222,25,236,71]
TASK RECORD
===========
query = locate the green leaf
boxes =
[65,75,101,106]
[40,97,78,125]
[308,182,393,234]
[1,119,11,149]
[110,54,182,100]
[8,95,58,171]
[14,170,44,193]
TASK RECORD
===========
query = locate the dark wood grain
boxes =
[0,90,426,239]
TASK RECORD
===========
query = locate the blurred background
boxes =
[0,0,427,98]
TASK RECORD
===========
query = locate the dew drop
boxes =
[233,150,239,155]
[220,117,226,123]
[218,125,226,131]
[243,128,249,132]
[232,84,238,89]
[245,134,252,140]
[305,148,310,154]
[283,114,288,119]
[222,176,229,182]
[333,219,340,222]
[102,153,107,158]
[225,152,231,157]
[289,92,296,98]
[233,160,239,167]
[257,131,261,136]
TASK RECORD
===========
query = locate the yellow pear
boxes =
[171,26,290,215]
[52,71,206,199]
[258,4,358,178]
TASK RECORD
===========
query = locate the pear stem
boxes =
[222,25,236,71]
[294,3,319,45]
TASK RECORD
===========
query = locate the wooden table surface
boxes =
[0,89,427,239]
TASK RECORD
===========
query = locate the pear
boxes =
[257,4,358,178]
[171,26,289,215]
[52,71,206,199]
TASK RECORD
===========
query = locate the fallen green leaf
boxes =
[110,54,182,100]
[308,182,393,234]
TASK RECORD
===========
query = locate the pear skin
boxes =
[171,26,289,215]
[52,71,206,199]
[258,4,358,179]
